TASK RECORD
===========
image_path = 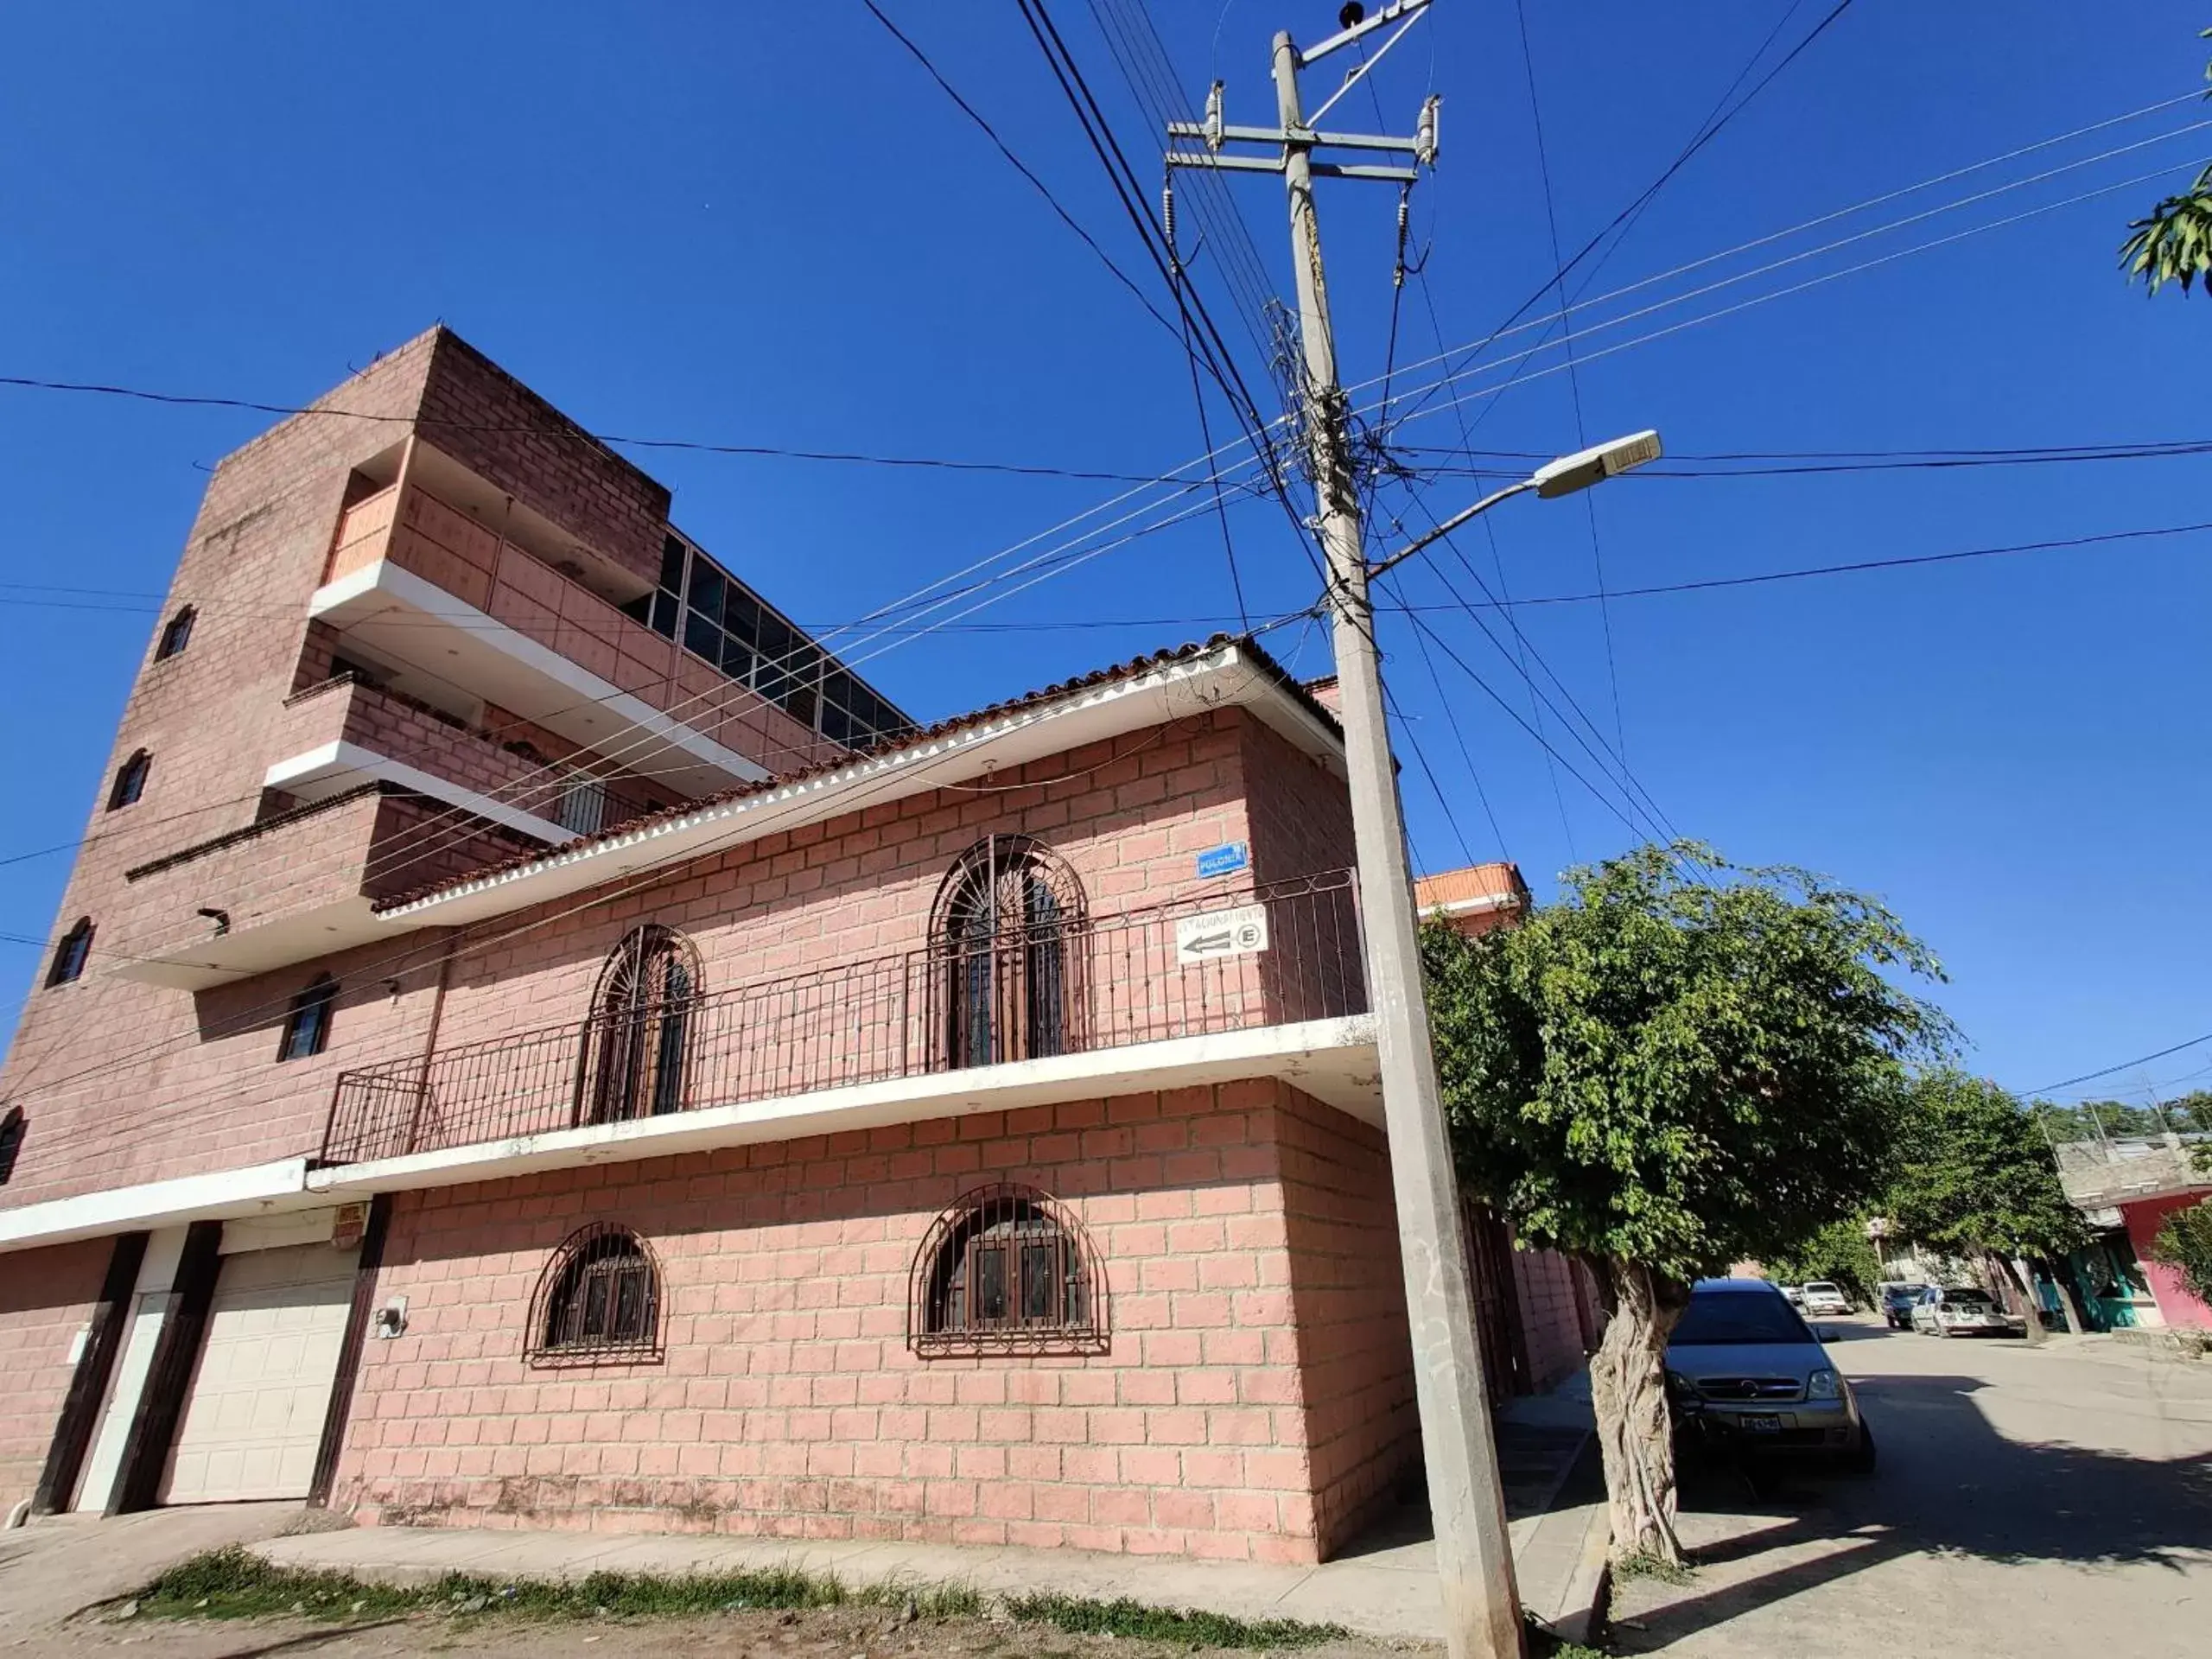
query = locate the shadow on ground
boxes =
[1610,1330,2212,1651]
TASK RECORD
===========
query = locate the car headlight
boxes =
[1806,1368,1840,1400]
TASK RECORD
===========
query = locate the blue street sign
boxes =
[1195,842,1250,880]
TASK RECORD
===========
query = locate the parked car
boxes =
[1878,1282,1928,1329]
[1778,1284,1805,1307]
[1802,1281,1853,1317]
[1665,1278,1873,1471]
[1909,1285,2023,1338]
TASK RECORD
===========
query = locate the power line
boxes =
[1379,519,2212,609]
[2024,1033,2212,1098]
[856,0,1187,348]
[1366,106,2212,428]
[1510,0,1627,761]
[1391,0,1859,428]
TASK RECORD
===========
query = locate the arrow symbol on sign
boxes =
[1184,931,1234,956]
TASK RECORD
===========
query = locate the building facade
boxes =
[0,331,1580,1561]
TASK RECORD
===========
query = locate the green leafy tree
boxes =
[1886,1071,2090,1340]
[1764,1217,1884,1306]
[2149,1198,2212,1304]
[1421,843,1950,1565]
[2120,29,2212,295]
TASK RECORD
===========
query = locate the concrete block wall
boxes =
[0,1237,112,1515]
[330,1077,1413,1562]
[1510,1245,1595,1395]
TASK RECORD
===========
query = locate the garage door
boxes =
[159,1243,356,1504]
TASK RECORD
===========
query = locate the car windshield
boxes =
[1946,1289,1996,1307]
[1805,1283,1840,1294]
[1670,1292,1814,1346]
[1885,1285,1923,1300]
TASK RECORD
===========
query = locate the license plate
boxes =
[1741,1416,1786,1433]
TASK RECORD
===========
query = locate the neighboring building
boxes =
[1414,863,1601,1398]
[2056,1135,2212,1330]
[0,332,1580,1563]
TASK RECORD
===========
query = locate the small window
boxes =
[107,750,150,811]
[527,1223,664,1364]
[155,606,196,661]
[278,976,337,1061]
[909,1183,1106,1357]
[46,919,92,988]
[0,1107,24,1186]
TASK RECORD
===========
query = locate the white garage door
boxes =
[159,1243,356,1504]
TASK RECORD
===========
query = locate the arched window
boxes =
[575,925,701,1124]
[931,836,1085,1071]
[107,750,150,811]
[155,606,196,661]
[46,919,92,988]
[278,976,338,1061]
[526,1223,663,1364]
[910,1183,1106,1357]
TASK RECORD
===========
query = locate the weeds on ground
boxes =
[142,1548,1334,1648]
[141,1546,980,1624]
[1609,1551,1694,1586]
[1000,1592,1347,1649]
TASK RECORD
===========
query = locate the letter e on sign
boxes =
[1174,904,1270,965]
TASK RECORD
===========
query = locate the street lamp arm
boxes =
[1366,479,1535,579]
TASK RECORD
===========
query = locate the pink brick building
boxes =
[0,331,1585,1560]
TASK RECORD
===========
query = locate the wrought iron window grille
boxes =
[525,1222,664,1366]
[909,1182,1108,1357]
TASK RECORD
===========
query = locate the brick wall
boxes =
[0,1238,111,1515]
[417,331,671,588]
[331,1077,1411,1562]
[1510,1246,1595,1395]
[1274,1088,1416,1551]
[271,678,681,831]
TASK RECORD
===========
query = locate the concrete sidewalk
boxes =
[253,1388,1604,1647]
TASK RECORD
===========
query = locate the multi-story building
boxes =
[0,329,1581,1563]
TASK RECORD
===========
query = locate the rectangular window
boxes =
[648,590,679,639]
[683,607,722,665]
[278,979,336,1061]
[658,537,690,594]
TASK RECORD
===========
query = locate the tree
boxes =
[1885,1071,2091,1340]
[1421,842,1950,1566]
[2120,29,2212,296]
[2149,1198,2212,1305]
[1764,1217,1884,1306]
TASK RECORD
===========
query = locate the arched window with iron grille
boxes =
[575,925,701,1125]
[525,1223,663,1364]
[908,1182,1107,1357]
[930,836,1085,1071]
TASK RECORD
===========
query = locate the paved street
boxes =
[1611,1316,2212,1657]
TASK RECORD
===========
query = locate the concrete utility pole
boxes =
[1171,6,1520,1654]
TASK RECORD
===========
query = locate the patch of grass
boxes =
[141,1547,981,1625]
[1609,1549,1694,1586]
[1001,1592,1347,1649]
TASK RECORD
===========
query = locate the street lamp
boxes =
[1370,429,1663,577]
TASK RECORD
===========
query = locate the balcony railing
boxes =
[319,870,1367,1166]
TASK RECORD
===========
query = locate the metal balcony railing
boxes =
[319,869,1367,1166]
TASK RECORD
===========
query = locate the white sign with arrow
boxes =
[1173,904,1269,965]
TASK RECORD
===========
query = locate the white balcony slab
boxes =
[308,557,762,796]
[0,1160,312,1253]
[308,1014,1382,1201]
[264,740,574,844]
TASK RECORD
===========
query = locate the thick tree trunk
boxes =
[2008,1255,2049,1345]
[2045,1258,2087,1335]
[1584,1256,1692,1566]
[1988,1251,2047,1346]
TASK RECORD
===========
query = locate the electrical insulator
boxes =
[1205,81,1224,151]
[1416,94,1440,167]
[1162,180,1178,257]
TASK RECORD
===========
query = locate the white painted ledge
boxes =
[0,1019,1381,1254]
[310,1014,1382,1200]
[0,1159,310,1253]
[264,740,574,844]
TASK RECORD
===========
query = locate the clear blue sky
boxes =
[1,2,2206,1101]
